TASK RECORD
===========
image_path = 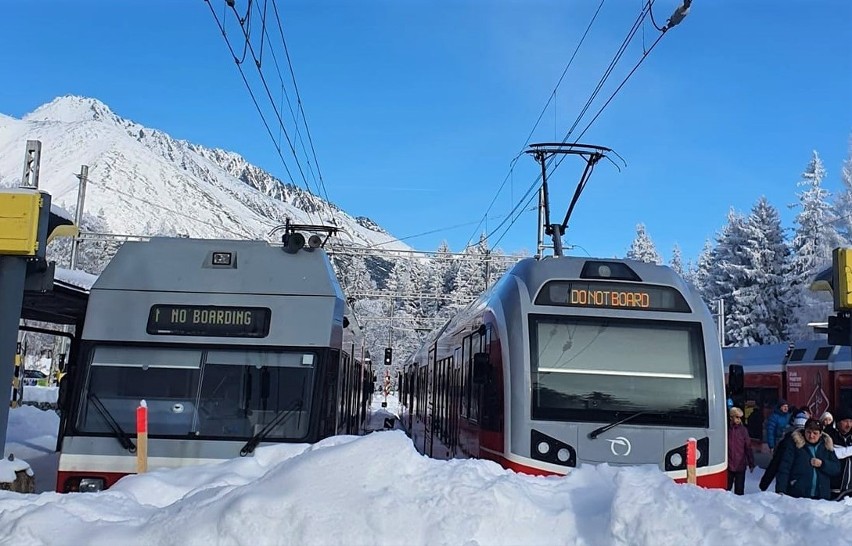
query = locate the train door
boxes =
[450,355,461,456]
[425,345,436,458]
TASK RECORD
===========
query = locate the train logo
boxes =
[607,437,632,457]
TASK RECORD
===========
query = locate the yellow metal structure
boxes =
[833,248,852,310]
[0,190,42,256]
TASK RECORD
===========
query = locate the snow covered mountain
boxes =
[0,95,407,249]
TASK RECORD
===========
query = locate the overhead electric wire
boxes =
[85,178,251,239]
[225,3,321,203]
[462,0,607,251]
[205,0,321,227]
[269,0,333,212]
[467,0,649,251]
[551,29,667,175]
[485,0,677,251]
[254,0,327,211]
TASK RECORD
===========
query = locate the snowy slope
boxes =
[0,95,409,250]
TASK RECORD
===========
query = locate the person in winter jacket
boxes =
[766,399,791,451]
[776,418,840,500]
[828,406,852,497]
[759,413,808,491]
[727,407,754,495]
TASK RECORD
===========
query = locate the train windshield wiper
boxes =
[587,410,651,440]
[239,400,303,456]
[87,393,137,453]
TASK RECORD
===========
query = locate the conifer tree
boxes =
[625,224,662,264]
[693,239,715,304]
[788,151,839,340]
[726,197,791,345]
[833,136,852,244]
[669,244,685,277]
[707,209,750,346]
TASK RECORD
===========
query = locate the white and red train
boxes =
[723,341,852,440]
[399,256,732,488]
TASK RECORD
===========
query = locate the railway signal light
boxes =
[828,312,852,346]
[384,347,392,366]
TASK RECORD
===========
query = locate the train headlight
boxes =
[531,429,576,467]
[79,478,105,492]
[669,453,683,467]
[65,477,106,493]
[664,437,709,471]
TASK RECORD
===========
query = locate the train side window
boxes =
[742,387,778,441]
[788,349,806,362]
[814,346,833,361]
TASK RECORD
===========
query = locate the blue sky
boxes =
[1,1,850,263]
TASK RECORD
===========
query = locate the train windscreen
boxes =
[76,345,315,440]
[529,315,709,427]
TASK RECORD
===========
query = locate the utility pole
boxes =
[714,298,726,347]
[70,165,88,269]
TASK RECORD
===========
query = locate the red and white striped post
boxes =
[136,400,148,474]
[686,437,697,485]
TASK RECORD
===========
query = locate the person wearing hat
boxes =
[828,406,852,497]
[776,418,840,500]
[727,406,754,495]
[759,411,808,491]
[820,411,834,434]
[766,399,791,452]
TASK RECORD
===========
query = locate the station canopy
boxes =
[21,267,95,325]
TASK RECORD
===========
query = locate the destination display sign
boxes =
[536,281,690,312]
[147,305,271,337]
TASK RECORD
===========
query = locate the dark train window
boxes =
[814,346,833,361]
[788,349,806,362]
[839,388,852,413]
[743,387,779,441]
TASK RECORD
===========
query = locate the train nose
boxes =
[576,426,664,465]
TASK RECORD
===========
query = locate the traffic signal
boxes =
[384,347,392,366]
[833,248,852,310]
[828,313,852,346]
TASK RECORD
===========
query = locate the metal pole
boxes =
[70,165,88,270]
[0,258,27,449]
[536,187,544,258]
[715,298,726,347]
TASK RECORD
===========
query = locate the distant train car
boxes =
[723,340,852,440]
[399,256,729,488]
[56,238,371,493]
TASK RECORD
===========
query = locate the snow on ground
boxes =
[1,393,850,546]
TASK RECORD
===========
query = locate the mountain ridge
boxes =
[0,95,404,250]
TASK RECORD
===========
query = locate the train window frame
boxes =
[528,314,710,427]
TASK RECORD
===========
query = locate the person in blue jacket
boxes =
[776,418,840,500]
[766,399,791,451]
